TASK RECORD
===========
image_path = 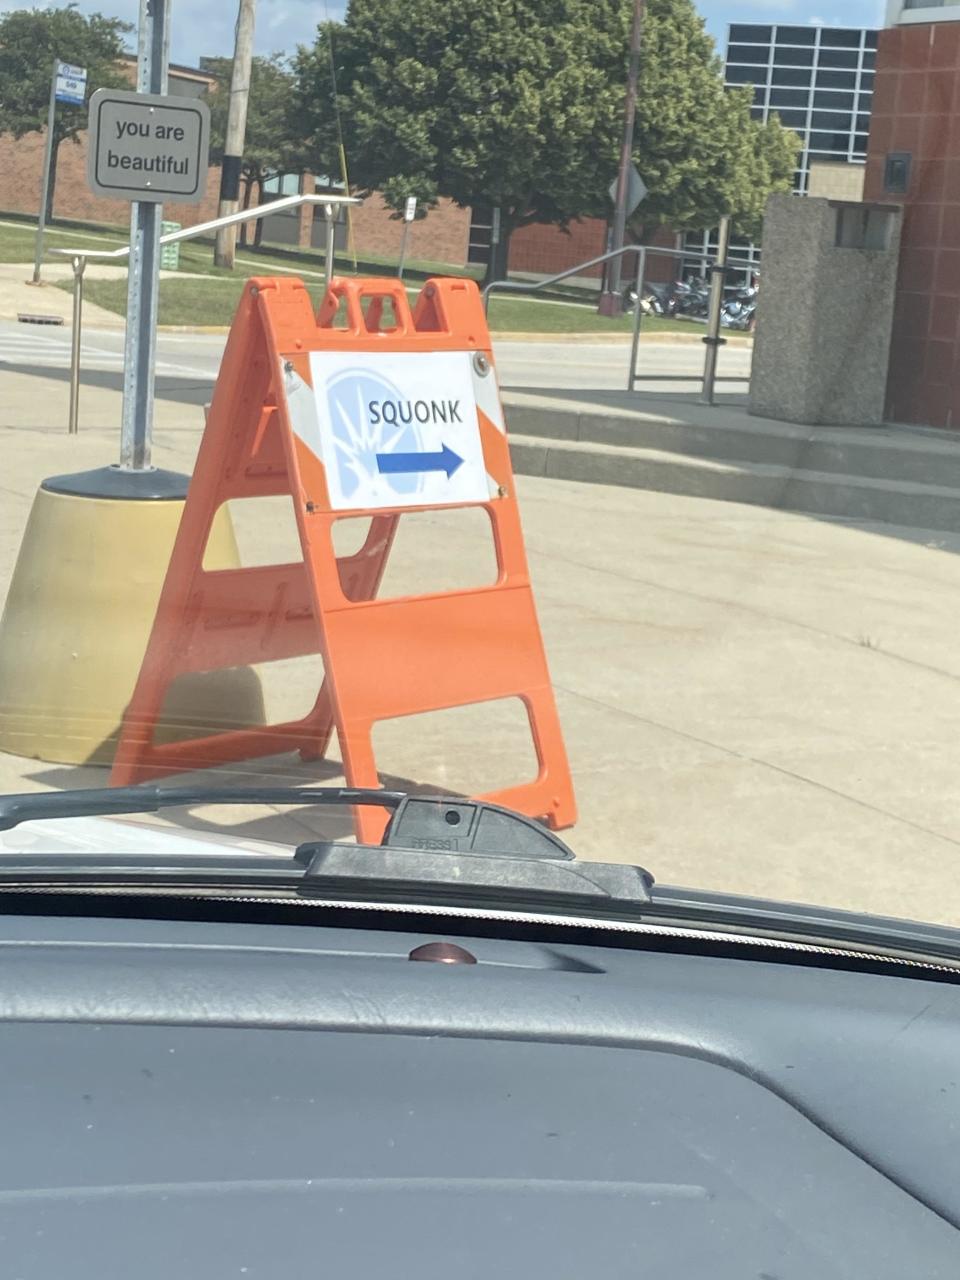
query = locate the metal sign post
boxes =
[121,0,169,472]
[702,215,731,406]
[32,60,87,283]
[397,195,417,279]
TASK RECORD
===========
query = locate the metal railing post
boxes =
[324,204,336,291]
[68,254,85,435]
[627,247,645,391]
[701,215,731,406]
[50,192,360,437]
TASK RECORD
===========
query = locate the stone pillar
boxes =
[749,193,902,426]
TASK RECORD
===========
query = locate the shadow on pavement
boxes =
[0,360,212,406]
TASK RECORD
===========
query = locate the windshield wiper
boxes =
[0,785,407,833]
[0,786,654,914]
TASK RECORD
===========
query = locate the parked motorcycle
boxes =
[720,280,759,332]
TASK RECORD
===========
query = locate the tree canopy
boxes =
[618,0,799,241]
[206,53,300,244]
[0,5,131,218]
[289,0,799,270]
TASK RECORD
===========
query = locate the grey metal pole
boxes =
[397,219,411,280]
[32,61,59,285]
[119,0,170,472]
[324,204,336,291]
[701,215,731,407]
[68,254,85,434]
[627,248,646,391]
[599,0,644,316]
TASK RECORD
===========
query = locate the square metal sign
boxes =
[86,88,210,204]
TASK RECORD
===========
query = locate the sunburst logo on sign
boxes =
[326,367,425,501]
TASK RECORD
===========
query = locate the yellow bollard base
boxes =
[0,467,265,767]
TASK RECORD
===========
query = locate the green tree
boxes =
[287,22,351,192]
[304,0,626,281]
[0,5,131,222]
[206,53,300,248]
[621,0,800,242]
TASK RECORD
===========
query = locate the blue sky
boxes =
[0,0,889,67]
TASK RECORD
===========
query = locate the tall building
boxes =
[864,0,960,429]
[685,23,878,283]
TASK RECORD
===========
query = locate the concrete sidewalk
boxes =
[5,370,960,928]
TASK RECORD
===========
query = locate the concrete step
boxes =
[508,434,960,532]
[503,396,960,491]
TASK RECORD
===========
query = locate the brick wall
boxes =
[507,217,679,284]
[864,20,960,429]
[346,192,471,267]
[0,132,473,268]
[0,129,222,228]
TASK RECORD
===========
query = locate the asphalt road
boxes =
[0,319,752,393]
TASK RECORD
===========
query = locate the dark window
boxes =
[773,45,815,66]
[812,110,854,130]
[809,131,852,153]
[725,66,759,84]
[772,66,812,86]
[860,72,874,90]
[819,28,862,47]
[727,44,769,64]
[775,25,817,45]
[864,30,878,49]
[818,48,860,68]
[853,134,870,154]
[857,92,873,113]
[729,24,771,42]
[816,69,857,89]
[794,169,808,192]
[750,106,765,119]
[884,151,911,194]
[771,108,809,128]
[813,90,854,110]
[863,50,876,69]
[753,86,766,106]
[856,113,871,133]
[769,87,810,107]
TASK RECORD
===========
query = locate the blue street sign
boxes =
[55,62,87,106]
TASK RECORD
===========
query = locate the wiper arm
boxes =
[0,787,653,913]
[0,785,407,833]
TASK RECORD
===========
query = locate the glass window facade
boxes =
[683,22,877,282]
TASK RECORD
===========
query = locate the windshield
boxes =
[0,0,952,928]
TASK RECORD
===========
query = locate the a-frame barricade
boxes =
[111,274,576,843]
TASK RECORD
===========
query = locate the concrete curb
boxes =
[491,330,753,346]
[502,393,960,532]
[150,325,754,345]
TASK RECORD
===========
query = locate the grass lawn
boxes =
[0,214,480,284]
[15,213,694,334]
[60,274,694,334]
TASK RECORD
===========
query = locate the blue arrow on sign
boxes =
[376,443,464,479]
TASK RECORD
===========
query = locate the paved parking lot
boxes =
[4,360,960,928]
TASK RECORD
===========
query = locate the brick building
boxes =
[0,56,473,268]
[864,1,960,428]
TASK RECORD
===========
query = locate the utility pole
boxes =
[598,0,645,317]
[32,61,58,284]
[214,0,256,269]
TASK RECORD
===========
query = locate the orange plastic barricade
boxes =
[111,275,576,842]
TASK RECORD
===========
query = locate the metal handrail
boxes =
[53,192,361,437]
[483,240,749,399]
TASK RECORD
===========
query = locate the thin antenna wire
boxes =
[322,0,357,268]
